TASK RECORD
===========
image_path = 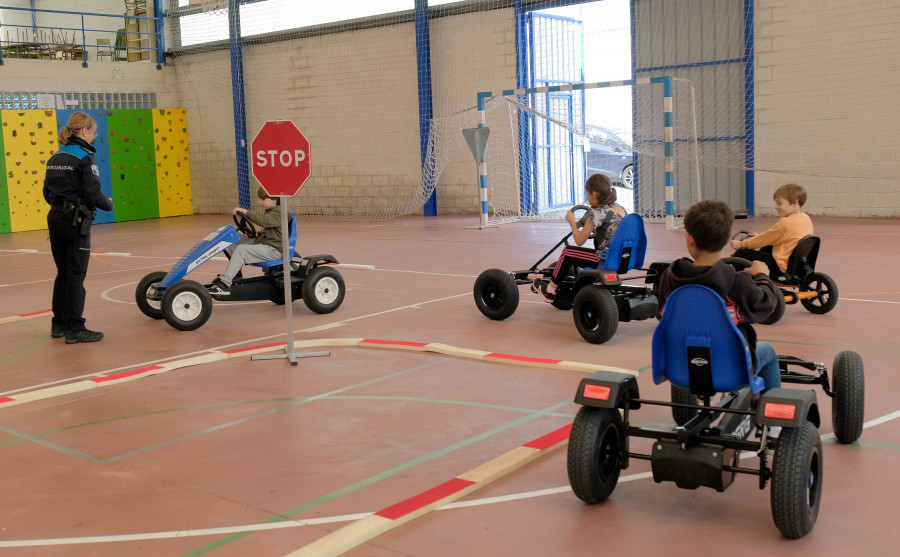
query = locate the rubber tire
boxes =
[474,268,519,321]
[800,272,838,314]
[161,280,213,331]
[771,421,823,539]
[761,286,787,325]
[567,406,623,504]
[302,266,345,314]
[671,385,698,426]
[831,350,865,444]
[573,286,619,344]
[135,271,167,320]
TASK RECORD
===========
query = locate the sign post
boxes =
[248,120,328,365]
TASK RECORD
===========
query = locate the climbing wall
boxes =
[107,108,161,222]
[153,108,193,218]
[55,109,115,224]
[1,110,57,232]
[0,118,7,233]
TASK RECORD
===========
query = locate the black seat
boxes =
[776,235,819,284]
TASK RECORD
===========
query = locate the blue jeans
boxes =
[756,341,782,389]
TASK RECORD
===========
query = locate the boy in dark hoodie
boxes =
[657,199,782,390]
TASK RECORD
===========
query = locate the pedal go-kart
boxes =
[733,231,838,325]
[135,212,345,331]
[566,284,864,539]
[473,206,665,344]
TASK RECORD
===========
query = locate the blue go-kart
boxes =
[566,284,864,538]
[135,213,345,331]
[473,206,664,344]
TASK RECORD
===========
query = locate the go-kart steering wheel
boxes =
[722,256,752,270]
[233,213,257,239]
[732,230,752,242]
[571,204,593,229]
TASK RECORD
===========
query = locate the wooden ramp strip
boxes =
[0,308,52,325]
[285,423,572,557]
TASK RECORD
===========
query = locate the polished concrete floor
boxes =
[1,213,898,556]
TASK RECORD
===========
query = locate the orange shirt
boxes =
[741,212,813,272]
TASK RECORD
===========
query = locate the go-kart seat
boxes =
[652,284,764,396]
[251,212,297,268]
[591,213,647,275]
[773,235,820,284]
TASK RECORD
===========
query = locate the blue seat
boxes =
[591,213,647,274]
[652,284,764,396]
[251,212,296,268]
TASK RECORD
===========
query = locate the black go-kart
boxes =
[473,205,666,344]
[566,283,864,539]
[733,230,838,325]
[135,212,345,331]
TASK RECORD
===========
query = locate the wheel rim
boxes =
[622,166,634,189]
[482,282,505,311]
[598,423,620,481]
[171,291,203,322]
[580,301,601,332]
[315,277,340,305]
[144,287,162,311]
[805,279,830,308]
[806,452,820,509]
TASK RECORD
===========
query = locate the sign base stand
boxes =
[252,349,330,365]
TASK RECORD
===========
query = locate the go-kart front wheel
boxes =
[800,272,838,314]
[573,287,619,344]
[831,350,865,444]
[670,385,698,426]
[761,286,786,325]
[135,271,168,320]
[567,406,623,504]
[161,280,213,331]
[302,266,345,314]
[771,421,823,539]
[474,269,519,321]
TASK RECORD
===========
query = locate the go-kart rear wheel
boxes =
[567,406,623,504]
[831,350,865,444]
[761,286,787,325]
[302,266,345,314]
[800,272,838,314]
[161,280,213,331]
[573,287,619,344]
[670,385,698,426]
[473,269,519,321]
[771,421,823,539]
[135,271,167,320]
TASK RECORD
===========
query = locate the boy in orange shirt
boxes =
[730,183,813,279]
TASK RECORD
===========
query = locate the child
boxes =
[658,199,781,390]
[209,187,284,295]
[730,183,813,279]
[532,173,626,302]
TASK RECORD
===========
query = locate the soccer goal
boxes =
[430,76,701,230]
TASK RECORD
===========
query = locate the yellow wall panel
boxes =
[3,110,57,232]
[153,109,193,218]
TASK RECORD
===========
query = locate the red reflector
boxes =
[603,273,618,282]
[764,402,796,420]
[582,384,611,401]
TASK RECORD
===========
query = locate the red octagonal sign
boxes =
[251,120,310,197]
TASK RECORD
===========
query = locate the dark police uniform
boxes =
[43,135,114,338]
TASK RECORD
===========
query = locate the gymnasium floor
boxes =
[1,213,898,556]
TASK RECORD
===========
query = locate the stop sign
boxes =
[250,120,311,197]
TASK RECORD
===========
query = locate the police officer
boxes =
[43,112,114,344]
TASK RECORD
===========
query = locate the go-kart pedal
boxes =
[531,278,555,302]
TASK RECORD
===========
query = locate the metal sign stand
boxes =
[251,200,329,366]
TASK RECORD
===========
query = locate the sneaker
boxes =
[51,323,68,339]
[208,279,230,295]
[531,278,555,303]
[65,329,104,344]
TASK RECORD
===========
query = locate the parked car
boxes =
[584,124,634,190]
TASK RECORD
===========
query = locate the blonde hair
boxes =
[58,112,96,145]
[774,183,807,207]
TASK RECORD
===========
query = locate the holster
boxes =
[73,200,97,236]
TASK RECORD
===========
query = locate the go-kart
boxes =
[566,284,864,539]
[473,206,665,344]
[732,230,838,325]
[135,212,345,331]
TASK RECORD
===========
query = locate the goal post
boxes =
[468,75,699,230]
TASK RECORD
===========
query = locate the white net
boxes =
[163,0,895,221]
